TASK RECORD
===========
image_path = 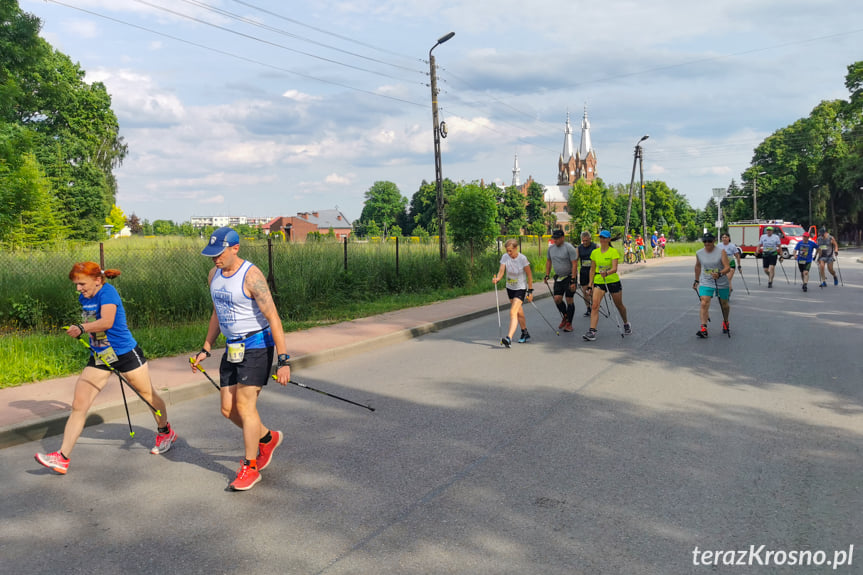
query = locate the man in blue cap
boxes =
[191,227,292,491]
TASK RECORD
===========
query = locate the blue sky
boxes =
[22,0,863,224]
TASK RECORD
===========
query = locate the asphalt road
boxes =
[2,254,862,575]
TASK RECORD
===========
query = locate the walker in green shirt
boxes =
[591,246,621,284]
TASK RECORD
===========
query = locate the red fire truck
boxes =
[727,220,808,259]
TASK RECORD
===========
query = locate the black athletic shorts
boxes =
[762,253,778,268]
[578,267,591,287]
[87,345,147,373]
[798,261,811,272]
[594,281,622,294]
[552,276,576,298]
[506,288,526,302]
[219,347,274,387]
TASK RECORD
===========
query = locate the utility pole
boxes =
[752,170,766,220]
[429,32,455,260]
[624,135,649,241]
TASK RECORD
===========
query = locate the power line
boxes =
[44,0,426,108]
[129,0,421,85]
[177,0,424,75]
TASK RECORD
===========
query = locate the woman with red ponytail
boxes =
[35,262,176,474]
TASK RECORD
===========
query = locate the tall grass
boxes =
[0,236,547,386]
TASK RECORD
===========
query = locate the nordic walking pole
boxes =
[67,332,162,416]
[528,297,560,336]
[544,280,566,322]
[754,257,761,286]
[190,357,221,392]
[494,279,502,342]
[116,373,135,437]
[778,256,790,284]
[272,376,375,412]
[737,266,751,295]
[694,283,710,322]
[835,254,844,286]
[604,289,624,338]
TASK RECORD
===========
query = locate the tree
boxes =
[105,204,125,235]
[525,180,546,235]
[447,182,498,255]
[498,185,527,235]
[408,178,456,234]
[567,178,603,233]
[359,181,407,231]
[126,212,142,234]
[152,219,176,236]
[0,151,66,247]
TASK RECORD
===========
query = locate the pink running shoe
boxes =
[150,423,177,455]
[257,430,283,471]
[230,461,261,491]
[35,451,69,475]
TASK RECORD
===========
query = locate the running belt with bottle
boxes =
[210,260,273,362]
[697,248,729,290]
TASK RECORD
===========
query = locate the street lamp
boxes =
[624,135,649,242]
[752,170,766,220]
[429,31,455,260]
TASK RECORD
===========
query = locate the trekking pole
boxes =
[693,283,710,322]
[737,266,751,295]
[604,289,624,338]
[116,373,135,437]
[582,285,610,318]
[528,297,560,336]
[754,257,761,286]
[190,357,222,391]
[272,376,375,412]
[778,256,790,284]
[544,280,565,322]
[835,255,844,286]
[66,331,162,416]
[494,279,502,341]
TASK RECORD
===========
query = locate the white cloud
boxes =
[63,20,99,39]
[325,173,353,185]
[282,90,321,103]
[199,194,225,205]
[85,68,185,125]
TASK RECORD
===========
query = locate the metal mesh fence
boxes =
[0,236,511,332]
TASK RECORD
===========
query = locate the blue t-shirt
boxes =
[79,283,137,356]
[795,240,819,263]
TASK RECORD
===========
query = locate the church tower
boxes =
[512,153,521,187]
[557,107,597,185]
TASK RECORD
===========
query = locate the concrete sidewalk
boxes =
[0,257,675,449]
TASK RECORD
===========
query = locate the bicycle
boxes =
[624,246,636,264]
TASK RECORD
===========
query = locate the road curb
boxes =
[3,259,658,450]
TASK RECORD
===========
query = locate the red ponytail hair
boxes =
[68,261,121,281]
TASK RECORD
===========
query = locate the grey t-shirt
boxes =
[547,242,578,278]
[696,247,729,289]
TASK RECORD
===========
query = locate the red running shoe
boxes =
[230,461,261,491]
[150,423,177,454]
[257,430,283,471]
[35,451,69,475]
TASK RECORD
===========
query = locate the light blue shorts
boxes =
[699,285,730,300]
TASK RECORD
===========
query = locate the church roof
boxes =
[578,106,593,158]
[543,185,571,203]
[561,113,576,160]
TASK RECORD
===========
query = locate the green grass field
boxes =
[1,237,550,387]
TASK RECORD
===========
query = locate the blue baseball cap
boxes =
[201,227,240,256]
[599,230,611,238]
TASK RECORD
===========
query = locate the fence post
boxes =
[99,242,105,270]
[395,236,399,277]
[538,234,541,256]
[343,236,348,271]
[470,238,474,267]
[266,236,278,299]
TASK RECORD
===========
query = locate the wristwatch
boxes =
[277,354,291,368]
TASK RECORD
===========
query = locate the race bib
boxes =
[94,346,119,366]
[226,341,246,363]
[581,260,591,268]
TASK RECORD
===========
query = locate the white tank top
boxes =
[209,260,269,341]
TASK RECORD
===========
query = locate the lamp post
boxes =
[429,31,455,260]
[624,135,649,241]
[752,170,766,220]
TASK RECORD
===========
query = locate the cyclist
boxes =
[757,226,781,288]
[635,234,646,262]
[719,233,741,291]
[623,235,634,264]
[794,231,819,292]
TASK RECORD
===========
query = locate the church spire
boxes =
[561,112,575,160]
[512,153,521,187]
[578,104,593,159]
